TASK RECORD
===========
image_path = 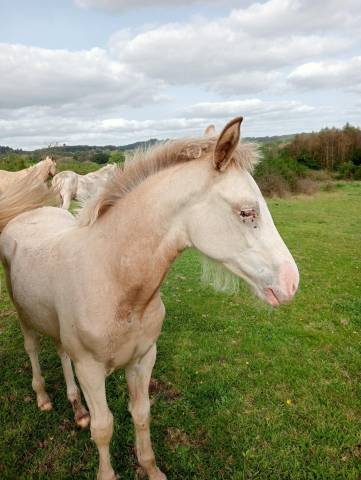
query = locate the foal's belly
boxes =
[10,268,61,339]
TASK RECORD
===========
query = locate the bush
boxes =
[109,151,125,164]
[256,174,290,197]
[0,153,33,171]
[56,158,100,175]
[306,169,331,182]
[254,144,309,197]
[92,151,110,164]
[294,177,319,195]
[337,161,361,180]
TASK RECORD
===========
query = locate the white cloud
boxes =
[288,57,361,92]
[0,43,164,109]
[0,98,323,149]
[182,98,315,119]
[229,0,361,36]
[75,0,241,12]
[2,0,361,148]
[0,109,210,149]
[108,0,357,95]
[207,71,283,96]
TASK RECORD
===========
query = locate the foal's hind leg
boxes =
[20,321,52,411]
[126,344,166,480]
[56,344,90,428]
[75,359,116,480]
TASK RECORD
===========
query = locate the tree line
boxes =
[284,124,361,178]
[1,125,360,194]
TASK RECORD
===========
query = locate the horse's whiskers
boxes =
[200,255,240,295]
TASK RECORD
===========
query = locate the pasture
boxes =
[0,183,360,479]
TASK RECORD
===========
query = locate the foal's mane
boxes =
[77,136,259,227]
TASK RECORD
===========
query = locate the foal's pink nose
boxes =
[279,261,299,301]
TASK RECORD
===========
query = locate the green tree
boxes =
[92,151,110,164]
[109,151,125,164]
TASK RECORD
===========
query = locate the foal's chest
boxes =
[107,299,165,369]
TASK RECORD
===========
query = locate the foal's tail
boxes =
[0,171,56,233]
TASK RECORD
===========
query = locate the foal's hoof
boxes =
[76,412,90,429]
[150,474,167,480]
[37,392,52,411]
[96,470,118,480]
[39,400,53,411]
[149,468,167,480]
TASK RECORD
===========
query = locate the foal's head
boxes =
[186,117,299,306]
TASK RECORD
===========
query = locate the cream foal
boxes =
[0,117,299,480]
[0,156,56,193]
[52,163,117,209]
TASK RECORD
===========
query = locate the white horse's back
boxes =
[52,165,118,208]
[0,207,76,338]
[52,171,78,209]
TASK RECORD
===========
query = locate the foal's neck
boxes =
[91,161,208,304]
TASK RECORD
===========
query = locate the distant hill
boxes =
[0,139,160,157]
[0,146,23,154]
[0,133,296,156]
[117,138,160,151]
[244,134,296,144]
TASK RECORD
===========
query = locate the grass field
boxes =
[0,183,361,479]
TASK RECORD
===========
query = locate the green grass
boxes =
[1,183,361,479]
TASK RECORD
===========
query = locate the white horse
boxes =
[0,156,56,194]
[52,163,118,209]
[0,171,55,229]
[0,117,299,480]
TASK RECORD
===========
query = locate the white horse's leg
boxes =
[56,345,90,428]
[126,344,166,480]
[75,360,116,480]
[61,190,72,210]
[20,322,52,411]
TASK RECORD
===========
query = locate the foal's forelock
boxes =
[77,137,260,227]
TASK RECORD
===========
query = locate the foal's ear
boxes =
[204,124,216,137]
[213,116,243,171]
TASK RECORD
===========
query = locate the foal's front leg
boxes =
[126,344,166,480]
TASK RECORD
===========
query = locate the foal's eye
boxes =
[240,210,252,217]
[238,208,258,223]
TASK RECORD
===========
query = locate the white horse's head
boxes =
[186,117,299,306]
[44,156,57,177]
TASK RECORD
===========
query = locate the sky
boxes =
[1,0,360,149]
